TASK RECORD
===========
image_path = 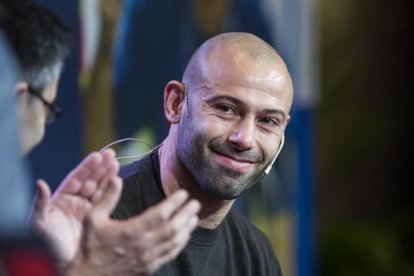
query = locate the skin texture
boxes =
[16,78,59,155]
[66,186,200,276]
[31,149,120,269]
[31,149,201,275]
[159,32,293,229]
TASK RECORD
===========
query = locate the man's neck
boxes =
[158,139,234,229]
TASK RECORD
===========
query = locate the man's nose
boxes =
[228,118,255,150]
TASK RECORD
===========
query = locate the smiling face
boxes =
[176,41,293,199]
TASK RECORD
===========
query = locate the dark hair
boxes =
[0,0,72,92]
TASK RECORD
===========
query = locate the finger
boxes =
[79,180,98,199]
[93,159,119,192]
[57,152,103,194]
[87,176,122,225]
[79,150,118,196]
[66,150,117,199]
[145,199,200,245]
[90,159,119,203]
[72,150,110,181]
[141,215,198,273]
[32,179,52,217]
[154,218,195,267]
[126,199,199,254]
[131,190,189,230]
[90,179,108,204]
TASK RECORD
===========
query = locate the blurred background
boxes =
[26,0,413,275]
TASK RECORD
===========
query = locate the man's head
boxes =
[0,0,71,154]
[164,32,293,199]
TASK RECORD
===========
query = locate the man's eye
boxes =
[259,117,279,126]
[216,105,236,115]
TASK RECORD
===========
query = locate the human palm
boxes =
[30,150,119,269]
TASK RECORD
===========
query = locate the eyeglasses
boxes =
[28,86,62,124]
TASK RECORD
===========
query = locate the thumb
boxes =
[33,179,51,217]
[88,176,122,225]
[29,179,51,227]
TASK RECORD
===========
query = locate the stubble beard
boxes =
[176,115,268,200]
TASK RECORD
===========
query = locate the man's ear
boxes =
[164,80,186,124]
[15,81,29,95]
[15,81,30,108]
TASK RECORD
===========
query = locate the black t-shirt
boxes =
[112,151,282,276]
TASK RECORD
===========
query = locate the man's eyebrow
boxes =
[204,95,245,106]
[203,95,286,120]
[260,109,286,120]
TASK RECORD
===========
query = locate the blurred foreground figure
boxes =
[0,29,29,237]
[1,1,201,274]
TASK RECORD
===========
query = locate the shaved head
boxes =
[167,32,294,199]
[182,32,293,111]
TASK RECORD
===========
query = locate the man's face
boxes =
[19,77,59,155]
[177,51,292,199]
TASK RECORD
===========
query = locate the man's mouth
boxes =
[211,150,256,173]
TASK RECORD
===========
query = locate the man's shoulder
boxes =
[223,209,282,275]
[227,209,270,241]
[225,209,278,257]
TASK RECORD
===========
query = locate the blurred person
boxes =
[0,0,119,273]
[1,3,58,275]
[0,28,30,237]
[0,0,71,155]
[1,1,200,275]
[107,32,293,275]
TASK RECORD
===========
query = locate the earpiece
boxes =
[264,134,285,175]
[99,138,161,160]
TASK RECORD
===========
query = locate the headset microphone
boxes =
[264,135,285,175]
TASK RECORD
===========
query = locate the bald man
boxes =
[110,32,293,275]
